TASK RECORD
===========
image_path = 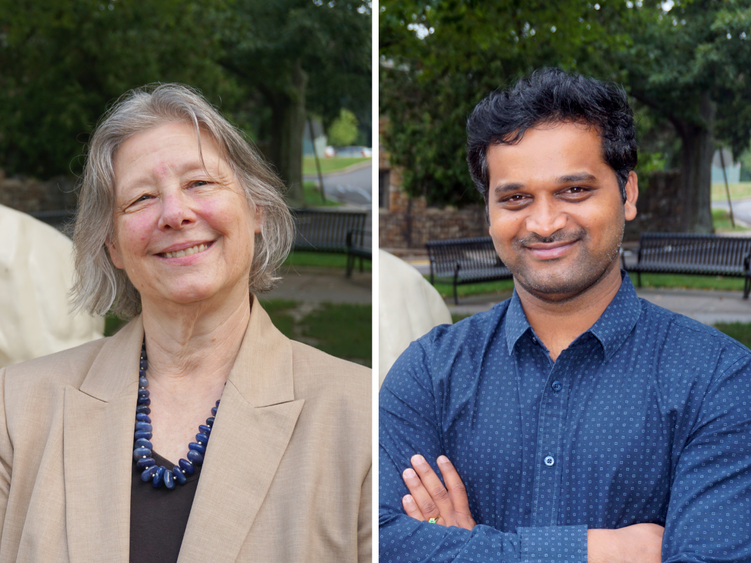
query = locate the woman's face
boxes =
[107,121,260,312]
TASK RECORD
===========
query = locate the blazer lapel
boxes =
[63,318,144,563]
[178,300,304,562]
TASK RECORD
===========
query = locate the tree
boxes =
[0,0,236,179]
[221,0,370,207]
[379,0,628,206]
[380,0,751,233]
[611,0,751,232]
[327,108,359,146]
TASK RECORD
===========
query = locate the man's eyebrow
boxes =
[556,172,597,184]
[493,182,525,196]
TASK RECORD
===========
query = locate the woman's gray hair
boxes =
[70,83,294,319]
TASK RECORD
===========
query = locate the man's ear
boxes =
[624,171,638,222]
[106,237,125,269]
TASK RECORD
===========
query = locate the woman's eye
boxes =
[190,180,209,188]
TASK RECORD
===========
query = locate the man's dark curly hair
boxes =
[466,68,637,204]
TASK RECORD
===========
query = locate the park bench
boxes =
[292,209,370,276]
[622,232,751,298]
[426,236,512,305]
[345,228,371,278]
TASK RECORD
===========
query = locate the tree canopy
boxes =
[221,0,371,205]
[0,0,371,209]
[380,0,751,232]
[0,0,234,178]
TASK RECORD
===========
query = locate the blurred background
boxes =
[378,0,751,347]
[0,0,372,366]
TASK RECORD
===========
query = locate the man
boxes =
[379,68,751,562]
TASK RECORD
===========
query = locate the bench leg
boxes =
[637,272,642,288]
[346,253,353,278]
[745,277,750,299]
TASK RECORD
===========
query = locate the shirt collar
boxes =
[588,273,642,361]
[504,290,532,355]
[503,272,642,360]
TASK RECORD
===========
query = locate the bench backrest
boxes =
[426,236,504,277]
[292,209,368,253]
[637,233,751,269]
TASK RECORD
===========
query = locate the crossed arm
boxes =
[399,453,663,563]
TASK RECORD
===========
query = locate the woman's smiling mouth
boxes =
[159,242,213,259]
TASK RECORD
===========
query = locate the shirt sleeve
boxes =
[662,357,751,563]
[379,340,587,563]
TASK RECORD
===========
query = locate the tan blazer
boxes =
[0,299,371,562]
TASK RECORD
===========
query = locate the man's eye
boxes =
[500,194,530,206]
[564,186,587,194]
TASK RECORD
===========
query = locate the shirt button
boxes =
[544,456,555,467]
[531,336,538,344]
[551,381,562,392]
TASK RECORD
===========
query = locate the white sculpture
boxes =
[0,204,104,366]
[379,250,452,386]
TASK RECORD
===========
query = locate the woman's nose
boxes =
[158,189,196,230]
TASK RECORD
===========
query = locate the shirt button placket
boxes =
[531,363,569,527]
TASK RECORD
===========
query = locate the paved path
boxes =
[260,266,371,305]
[712,197,751,227]
[449,287,751,325]
[397,255,751,325]
[304,163,372,208]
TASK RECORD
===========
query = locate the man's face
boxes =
[486,121,638,303]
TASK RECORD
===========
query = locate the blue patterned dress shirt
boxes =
[379,275,751,562]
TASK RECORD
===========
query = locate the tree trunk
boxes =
[267,61,308,208]
[674,93,715,233]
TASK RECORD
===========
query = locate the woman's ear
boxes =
[253,205,264,234]
[106,238,125,269]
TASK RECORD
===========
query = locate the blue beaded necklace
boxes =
[132,341,220,489]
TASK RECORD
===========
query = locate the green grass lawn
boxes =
[261,299,371,366]
[714,322,751,349]
[627,272,746,291]
[430,279,515,299]
[303,180,341,207]
[430,273,747,298]
[106,299,371,366]
[712,208,749,232]
[283,250,371,271]
[711,181,751,202]
[303,156,369,176]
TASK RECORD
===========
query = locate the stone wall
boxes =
[379,180,488,248]
[0,171,78,215]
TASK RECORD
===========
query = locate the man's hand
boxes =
[588,524,664,563]
[401,454,476,530]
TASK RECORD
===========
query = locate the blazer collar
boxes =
[180,297,304,561]
[64,316,143,562]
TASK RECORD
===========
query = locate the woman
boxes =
[0,84,371,562]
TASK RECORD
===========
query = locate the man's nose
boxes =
[158,189,196,230]
[525,198,567,238]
